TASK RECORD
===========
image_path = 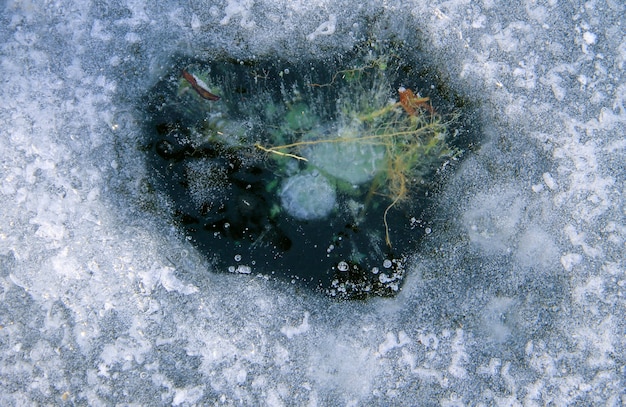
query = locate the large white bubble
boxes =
[280,172,337,220]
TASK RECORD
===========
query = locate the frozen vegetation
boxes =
[0,0,624,405]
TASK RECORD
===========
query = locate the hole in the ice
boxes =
[140,40,479,300]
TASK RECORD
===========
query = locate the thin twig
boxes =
[383,194,401,248]
[255,143,308,161]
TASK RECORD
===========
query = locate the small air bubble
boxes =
[234,254,242,262]
[383,259,392,269]
[337,261,349,272]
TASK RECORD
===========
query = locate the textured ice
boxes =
[1,0,625,405]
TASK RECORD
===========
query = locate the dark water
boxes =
[141,46,477,299]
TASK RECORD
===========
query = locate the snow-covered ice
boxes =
[1,0,624,405]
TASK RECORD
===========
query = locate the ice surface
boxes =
[1,0,625,405]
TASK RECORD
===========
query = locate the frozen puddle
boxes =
[1,1,624,405]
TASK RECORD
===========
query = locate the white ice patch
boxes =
[515,226,559,268]
[280,311,310,339]
[220,0,256,28]
[448,329,468,379]
[139,265,199,295]
[173,386,204,406]
[481,297,515,344]
[50,247,84,280]
[307,337,376,401]
[190,13,201,32]
[561,252,583,272]
[542,172,557,190]
[307,14,337,41]
[463,187,524,255]
[573,275,605,304]
[376,330,410,356]
[565,224,603,258]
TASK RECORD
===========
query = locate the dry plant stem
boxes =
[356,102,401,121]
[255,143,309,161]
[384,194,402,247]
[257,122,441,153]
[308,70,352,88]
[383,154,408,247]
[308,60,384,88]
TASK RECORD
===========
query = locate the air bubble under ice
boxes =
[280,172,337,220]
